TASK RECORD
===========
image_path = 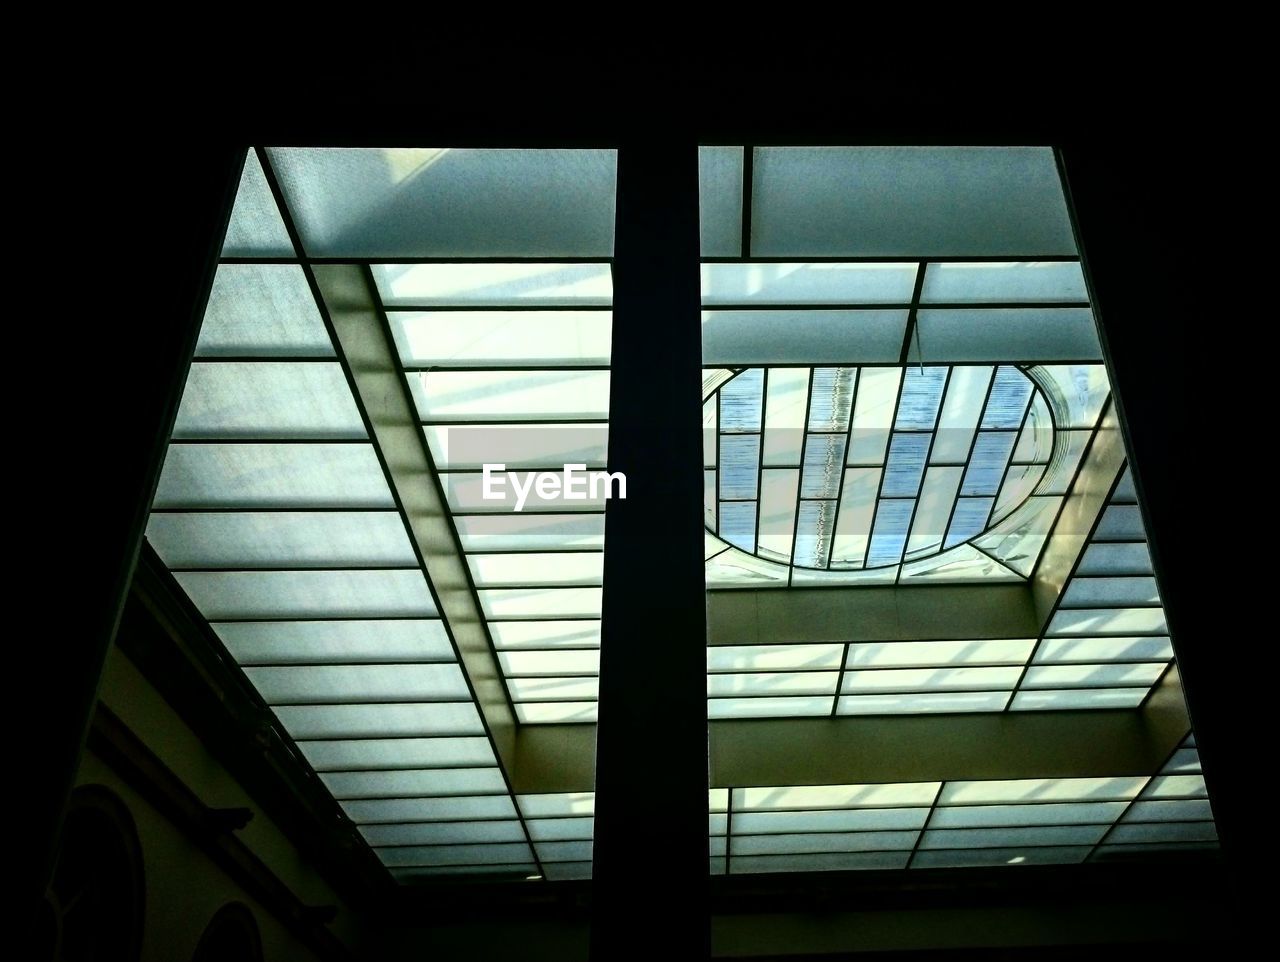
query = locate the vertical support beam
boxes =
[591,145,707,957]
[36,144,244,911]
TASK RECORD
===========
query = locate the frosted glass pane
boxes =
[710,837,728,857]
[708,696,831,718]
[478,587,601,619]
[1047,608,1168,636]
[1093,505,1146,541]
[734,783,939,810]
[1112,466,1138,502]
[389,863,537,878]
[411,370,610,422]
[841,666,1022,693]
[301,737,495,772]
[709,813,728,835]
[1077,543,1154,576]
[174,362,366,439]
[153,443,392,509]
[507,677,599,701]
[793,500,838,568]
[733,831,918,855]
[702,262,917,305]
[705,545,791,587]
[1034,365,1111,429]
[390,311,611,367]
[527,817,594,841]
[829,468,881,567]
[847,368,903,465]
[865,499,914,567]
[733,808,929,834]
[322,768,507,800]
[443,472,605,512]
[732,852,909,873]
[222,150,294,255]
[174,569,437,620]
[244,663,468,704]
[907,466,962,553]
[921,262,1088,303]
[1123,800,1213,823]
[912,847,1089,869]
[1106,822,1218,844]
[1061,577,1160,608]
[707,672,838,696]
[343,795,516,824]
[214,620,453,665]
[845,639,1034,669]
[196,264,330,357]
[939,777,1147,805]
[1022,662,1166,689]
[719,435,761,499]
[1011,688,1149,711]
[1035,636,1173,664]
[900,544,1023,583]
[271,148,617,258]
[931,365,992,463]
[800,435,847,499]
[757,469,799,562]
[922,825,1108,849]
[882,434,930,496]
[993,463,1048,522]
[807,367,856,431]
[378,261,615,310]
[146,511,415,568]
[273,703,483,740]
[720,367,764,432]
[751,147,1075,257]
[971,495,1061,577]
[378,843,533,867]
[489,621,601,649]
[534,841,593,862]
[498,650,600,676]
[699,146,744,257]
[467,553,603,587]
[1165,749,1202,773]
[895,367,947,429]
[1013,394,1053,463]
[708,644,843,672]
[930,801,1127,828]
[515,702,598,723]
[361,821,526,847]
[1143,775,1207,799]
[702,310,907,364]
[455,514,604,552]
[709,789,729,813]
[518,793,596,817]
[761,367,809,465]
[914,309,1101,362]
[1033,430,1092,494]
[838,692,1009,715]
[430,426,610,473]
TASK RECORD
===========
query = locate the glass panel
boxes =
[961,432,1017,496]
[426,424,609,470]
[894,367,948,430]
[1105,823,1218,844]
[1077,543,1154,576]
[1091,505,1146,541]
[153,443,393,509]
[1035,636,1174,664]
[938,777,1147,805]
[507,677,599,701]
[845,639,1035,669]
[907,466,963,554]
[702,311,907,365]
[793,500,838,568]
[498,650,600,676]
[1010,689,1149,710]
[270,148,618,258]
[222,150,295,256]
[847,368,903,465]
[1143,775,1208,799]
[342,795,517,824]
[720,368,764,432]
[1060,577,1160,608]
[196,264,331,357]
[708,644,844,672]
[411,370,610,422]
[707,672,838,696]
[244,663,469,704]
[527,817,595,841]
[1013,394,1053,463]
[838,692,1010,714]
[360,821,526,846]
[1123,800,1214,823]
[830,468,881,567]
[841,666,1023,693]
[931,365,992,463]
[807,367,856,431]
[865,499,914,567]
[732,809,930,834]
[518,793,596,817]
[173,362,366,439]
[912,847,1090,869]
[717,501,757,554]
[921,825,1108,848]
[373,262,613,307]
[733,831,919,855]
[981,366,1035,429]
[390,311,611,367]
[467,553,603,587]
[930,801,1127,828]
[719,435,761,499]
[757,469,799,562]
[735,783,940,810]
[1021,663,1167,688]
[800,435,847,499]
[750,147,1075,258]
[698,146,744,257]
[477,587,602,619]
[701,262,917,304]
[535,841,594,862]
[1047,608,1169,636]
[174,569,438,620]
[515,702,599,723]
[732,852,909,873]
[1033,365,1111,429]
[300,737,495,772]
[944,497,995,549]
[455,514,605,552]
[914,308,1101,361]
[489,621,601,649]
[321,767,508,799]
[213,620,453,665]
[145,511,416,568]
[921,262,1088,303]
[762,367,809,465]
[273,703,483,740]
[882,434,930,496]
[707,696,832,718]
[443,472,606,513]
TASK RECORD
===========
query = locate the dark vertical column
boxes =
[33,142,243,912]
[590,144,708,957]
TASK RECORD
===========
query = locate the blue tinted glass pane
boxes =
[981,366,1035,428]
[945,497,994,548]
[719,501,757,553]
[807,367,856,431]
[894,367,948,429]
[866,500,914,566]
[719,435,761,499]
[961,432,1017,496]
[882,434,930,497]
[720,368,764,432]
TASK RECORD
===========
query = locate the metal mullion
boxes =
[785,369,816,584]
[1083,743,1184,861]
[1009,440,1130,710]
[829,643,852,717]
[894,367,953,586]
[898,262,927,366]
[740,146,753,258]
[254,149,546,882]
[724,789,735,874]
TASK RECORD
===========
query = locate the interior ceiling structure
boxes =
[140,144,1215,888]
